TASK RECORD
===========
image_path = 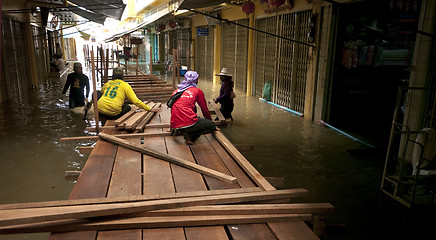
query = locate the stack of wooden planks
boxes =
[48,106,333,239]
[113,102,161,131]
[0,188,334,234]
[119,75,174,103]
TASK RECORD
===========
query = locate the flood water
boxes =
[0,69,434,240]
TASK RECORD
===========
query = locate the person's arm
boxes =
[124,83,152,111]
[215,82,231,103]
[85,76,90,99]
[62,75,72,94]
[197,89,212,120]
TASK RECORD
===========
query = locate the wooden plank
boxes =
[127,203,334,217]
[205,134,255,188]
[49,122,118,240]
[60,132,171,141]
[0,188,261,211]
[190,136,239,190]
[146,123,170,128]
[114,105,139,126]
[97,137,142,240]
[77,146,94,155]
[268,222,319,240]
[213,131,275,191]
[165,127,228,239]
[124,112,148,130]
[65,171,81,181]
[208,99,226,121]
[143,228,185,240]
[136,103,160,131]
[98,133,237,184]
[233,144,254,151]
[98,229,141,240]
[90,49,100,133]
[195,134,277,240]
[0,189,310,228]
[0,214,313,234]
[185,226,228,240]
[225,224,277,240]
[85,123,170,132]
[142,113,185,239]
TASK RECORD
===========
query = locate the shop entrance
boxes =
[327,0,421,148]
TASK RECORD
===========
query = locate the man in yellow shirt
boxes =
[98,67,159,119]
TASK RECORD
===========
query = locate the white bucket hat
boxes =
[215,68,232,76]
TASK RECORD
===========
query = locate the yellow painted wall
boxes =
[128,0,136,18]
[189,0,313,28]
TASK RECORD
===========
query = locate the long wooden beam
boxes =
[85,123,171,132]
[214,131,275,190]
[0,189,309,227]
[0,188,261,211]
[0,214,312,234]
[128,203,334,217]
[98,133,237,184]
[59,132,171,141]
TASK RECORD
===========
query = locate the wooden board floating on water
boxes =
[65,171,81,181]
[0,189,309,227]
[98,133,237,184]
[77,146,93,155]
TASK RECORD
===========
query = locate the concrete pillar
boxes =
[213,26,221,85]
[246,13,255,96]
[304,0,322,120]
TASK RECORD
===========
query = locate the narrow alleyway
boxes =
[0,68,434,239]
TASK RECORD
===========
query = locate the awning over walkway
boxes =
[68,0,126,20]
[105,8,172,42]
[66,6,107,25]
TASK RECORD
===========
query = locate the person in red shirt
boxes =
[170,71,219,145]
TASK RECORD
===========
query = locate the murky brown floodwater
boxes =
[0,66,433,240]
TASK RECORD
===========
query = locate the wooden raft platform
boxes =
[49,106,325,239]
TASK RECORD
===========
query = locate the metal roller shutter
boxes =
[1,18,31,101]
[254,11,312,113]
[195,25,214,81]
[221,19,248,91]
[174,28,191,67]
[32,25,46,81]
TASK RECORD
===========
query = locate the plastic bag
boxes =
[262,81,271,101]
